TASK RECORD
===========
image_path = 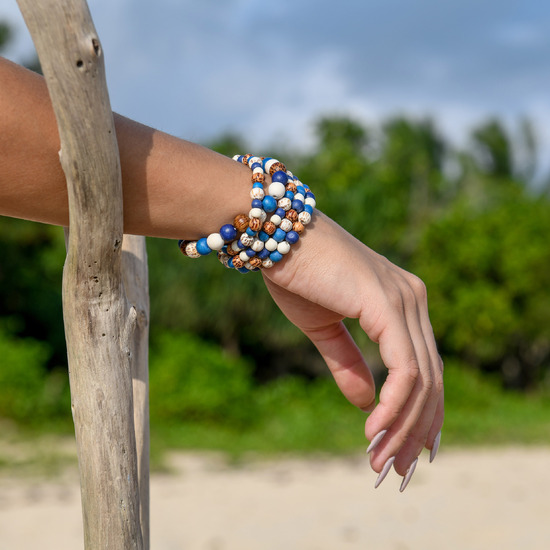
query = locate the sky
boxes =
[2,0,550,160]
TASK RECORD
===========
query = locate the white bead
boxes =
[252,166,264,174]
[249,208,263,219]
[239,251,249,262]
[270,214,282,226]
[280,218,292,232]
[185,242,201,258]
[294,193,305,202]
[265,238,278,251]
[268,181,286,199]
[232,154,241,161]
[250,187,265,200]
[251,239,265,252]
[277,241,291,255]
[206,233,224,251]
[248,156,262,166]
[305,197,316,208]
[264,158,278,173]
[262,258,274,269]
[240,233,254,246]
[231,240,242,252]
[259,210,267,223]
[278,197,292,211]
[298,211,312,225]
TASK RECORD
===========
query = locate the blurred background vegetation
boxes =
[1,22,550,466]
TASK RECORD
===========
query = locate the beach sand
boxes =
[0,447,549,550]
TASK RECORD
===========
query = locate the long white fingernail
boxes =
[366,430,387,454]
[430,431,442,463]
[399,457,418,492]
[374,456,395,489]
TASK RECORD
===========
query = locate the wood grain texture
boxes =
[17,1,150,548]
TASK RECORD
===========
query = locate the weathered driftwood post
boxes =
[17,1,150,548]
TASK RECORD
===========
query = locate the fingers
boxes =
[303,321,376,412]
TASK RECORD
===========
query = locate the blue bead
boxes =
[262,157,273,170]
[177,239,185,248]
[285,190,294,199]
[258,248,270,259]
[245,247,256,258]
[296,185,306,195]
[304,204,313,215]
[253,182,264,188]
[273,228,286,242]
[250,162,262,170]
[271,170,288,184]
[262,196,277,212]
[238,267,251,274]
[236,155,244,164]
[258,231,269,242]
[270,251,283,263]
[236,239,246,249]
[220,223,237,242]
[196,238,212,255]
[228,257,235,268]
[305,191,315,200]
[275,207,286,218]
[292,199,304,213]
[286,230,300,244]
[246,227,257,237]
[251,199,263,209]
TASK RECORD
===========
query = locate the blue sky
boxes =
[2,0,550,159]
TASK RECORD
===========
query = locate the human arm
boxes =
[0,57,443,485]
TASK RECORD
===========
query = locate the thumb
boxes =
[303,321,376,412]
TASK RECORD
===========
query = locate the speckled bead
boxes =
[298,211,312,225]
[278,197,292,211]
[233,214,250,232]
[250,187,265,200]
[262,221,276,235]
[184,241,201,258]
[252,171,265,183]
[286,181,297,194]
[249,217,262,232]
[239,233,254,246]
[262,258,274,269]
[269,162,286,175]
[285,209,298,223]
[232,256,245,269]
[249,257,263,268]
[279,218,293,232]
[226,245,239,256]
[292,221,305,234]
[218,252,231,268]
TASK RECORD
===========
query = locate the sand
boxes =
[0,447,549,550]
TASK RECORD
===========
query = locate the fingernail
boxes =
[374,456,395,489]
[429,431,442,463]
[366,430,387,454]
[399,457,418,493]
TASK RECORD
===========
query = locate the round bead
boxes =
[291,199,304,213]
[250,162,262,171]
[245,248,256,258]
[279,218,293,232]
[233,214,250,232]
[220,224,238,242]
[278,197,292,211]
[268,181,286,199]
[294,193,305,202]
[249,208,263,219]
[249,257,263,268]
[238,266,251,274]
[293,221,305,234]
[285,230,300,244]
[286,181,297,194]
[250,187,265,200]
[305,197,316,208]
[262,195,278,212]
[206,233,224,251]
[270,250,284,262]
[270,214,282,226]
[240,233,254,246]
[252,172,265,183]
[232,256,245,269]
[184,241,201,259]
[258,248,271,260]
[248,156,262,167]
[262,221,276,235]
[251,199,263,209]
[251,239,265,252]
[273,228,287,242]
[226,245,239,256]
[263,158,278,174]
[275,207,286,218]
[298,211,312,225]
[284,190,294,200]
[245,227,257,237]
[239,250,249,262]
[286,209,298,223]
[277,241,291,255]
[271,170,288,184]
[269,161,286,175]
[249,217,262,232]
[265,238,278,251]
[262,258,274,269]
[196,237,212,255]
[258,230,270,242]
[304,204,314,215]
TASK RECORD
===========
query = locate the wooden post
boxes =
[17,1,150,548]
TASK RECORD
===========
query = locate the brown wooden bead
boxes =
[252,172,265,183]
[293,221,305,234]
[262,221,276,235]
[233,214,250,232]
[285,209,298,223]
[248,218,262,232]
[232,256,245,269]
[286,181,297,194]
[269,161,286,175]
[249,257,262,268]
[242,153,253,165]
[226,245,239,256]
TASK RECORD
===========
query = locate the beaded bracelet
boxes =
[178,155,316,273]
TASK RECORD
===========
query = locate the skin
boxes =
[0,57,443,479]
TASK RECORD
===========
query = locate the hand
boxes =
[262,212,444,486]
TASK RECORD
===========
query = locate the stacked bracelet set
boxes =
[178,154,316,273]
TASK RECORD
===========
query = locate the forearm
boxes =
[0,57,250,239]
